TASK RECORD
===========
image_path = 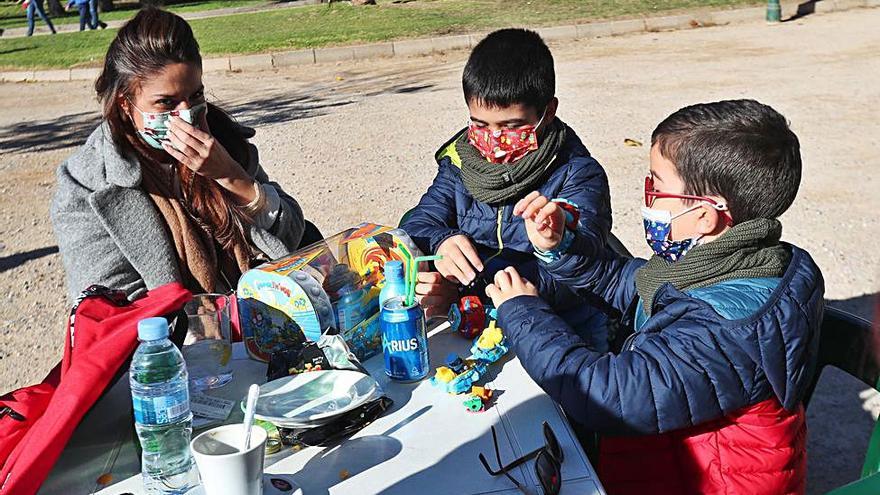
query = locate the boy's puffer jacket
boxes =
[498,244,823,494]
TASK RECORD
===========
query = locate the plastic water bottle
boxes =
[379,260,407,309]
[130,317,198,494]
[324,264,366,331]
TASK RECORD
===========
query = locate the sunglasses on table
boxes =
[479,421,564,495]
[644,175,734,226]
[277,396,393,447]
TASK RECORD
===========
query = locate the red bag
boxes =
[0,283,191,495]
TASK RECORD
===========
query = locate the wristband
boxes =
[534,227,574,264]
[551,198,580,231]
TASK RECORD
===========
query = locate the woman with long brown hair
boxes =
[51,7,317,300]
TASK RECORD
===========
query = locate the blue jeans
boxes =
[88,0,101,29]
[26,0,56,36]
[77,4,89,30]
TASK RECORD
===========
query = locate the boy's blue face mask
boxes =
[640,205,703,262]
[129,101,207,150]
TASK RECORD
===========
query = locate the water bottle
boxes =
[379,260,406,309]
[130,317,198,494]
[324,264,366,331]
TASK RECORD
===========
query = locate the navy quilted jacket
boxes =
[401,122,612,308]
[498,240,825,435]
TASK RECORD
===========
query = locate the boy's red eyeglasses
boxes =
[644,176,734,225]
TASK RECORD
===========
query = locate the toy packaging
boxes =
[237,223,422,362]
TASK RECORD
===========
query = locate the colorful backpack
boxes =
[0,283,191,495]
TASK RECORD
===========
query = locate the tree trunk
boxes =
[99,0,114,11]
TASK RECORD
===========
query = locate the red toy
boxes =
[448,296,487,339]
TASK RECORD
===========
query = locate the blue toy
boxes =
[469,322,507,363]
[430,322,508,395]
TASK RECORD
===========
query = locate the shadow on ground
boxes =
[786,0,823,22]
[0,112,101,154]
[0,68,441,153]
[0,246,59,273]
[216,66,442,127]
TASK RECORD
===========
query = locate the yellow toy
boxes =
[476,321,504,350]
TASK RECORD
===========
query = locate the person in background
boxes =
[65,0,89,31]
[21,0,57,36]
[89,0,107,30]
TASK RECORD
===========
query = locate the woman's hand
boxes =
[485,266,539,308]
[163,113,257,204]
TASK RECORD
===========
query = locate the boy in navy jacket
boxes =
[401,29,612,348]
[486,100,823,495]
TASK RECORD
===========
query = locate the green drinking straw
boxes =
[396,242,415,304]
[407,255,443,306]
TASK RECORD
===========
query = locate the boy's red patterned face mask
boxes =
[467,112,545,164]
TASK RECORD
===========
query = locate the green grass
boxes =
[0,0,269,30]
[0,0,764,70]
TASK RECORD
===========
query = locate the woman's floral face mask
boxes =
[129,100,207,150]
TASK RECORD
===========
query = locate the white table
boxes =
[46,325,605,495]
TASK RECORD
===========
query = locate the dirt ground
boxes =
[1,7,878,492]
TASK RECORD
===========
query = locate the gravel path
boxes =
[0,8,877,492]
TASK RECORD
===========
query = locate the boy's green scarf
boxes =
[456,118,566,205]
[634,218,791,316]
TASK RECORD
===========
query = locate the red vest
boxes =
[598,398,806,495]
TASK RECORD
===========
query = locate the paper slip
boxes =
[192,416,222,429]
[191,393,236,420]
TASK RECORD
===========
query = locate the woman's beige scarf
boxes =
[140,165,252,293]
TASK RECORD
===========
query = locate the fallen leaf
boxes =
[624,138,643,147]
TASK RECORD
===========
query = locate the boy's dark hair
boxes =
[463,29,555,112]
[652,99,802,222]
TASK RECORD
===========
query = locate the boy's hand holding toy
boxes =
[415,272,459,319]
[486,267,538,308]
[514,191,566,252]
[436,234,484,285]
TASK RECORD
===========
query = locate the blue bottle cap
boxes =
[137,317,169,341]
[384,260,404,282]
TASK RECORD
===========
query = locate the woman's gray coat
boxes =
[51,123,305,301]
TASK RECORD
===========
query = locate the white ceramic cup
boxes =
[191,424,268,495]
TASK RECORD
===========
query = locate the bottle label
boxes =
[133,388,189,425]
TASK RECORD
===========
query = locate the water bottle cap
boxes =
[138,317,169,341]
[384,260,404,281]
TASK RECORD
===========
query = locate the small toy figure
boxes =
[463,386,494,413]
[445,353,465,374]
[449,296,487,339]
[463,395,484,413]
[431,322,509,395]
[431,359,488,394]
[470,321,508,364]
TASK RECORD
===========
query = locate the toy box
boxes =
[237,223,422,362]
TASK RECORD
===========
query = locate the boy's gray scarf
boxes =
[635,218,791,316]
[456,118,566,205]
